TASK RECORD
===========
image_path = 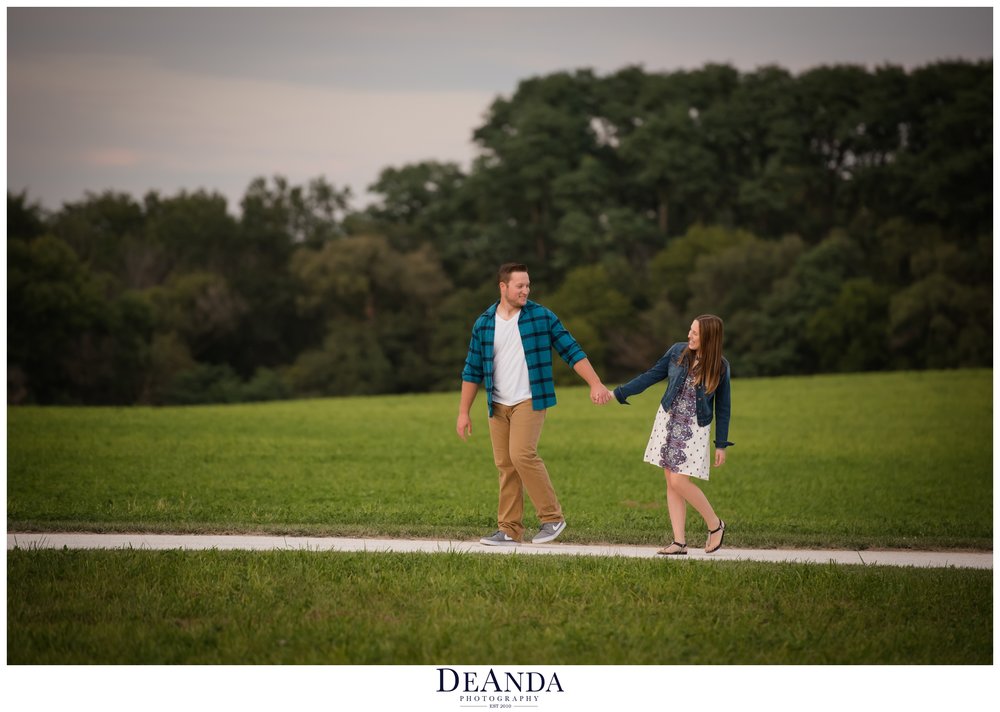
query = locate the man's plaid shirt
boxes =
[461,300,587,416]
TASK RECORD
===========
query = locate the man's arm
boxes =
[546,309,609,405]
[458,321,484,439]
[456,380,479,440]
[573,358,612,404]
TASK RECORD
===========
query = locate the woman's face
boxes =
[687,319,701,351]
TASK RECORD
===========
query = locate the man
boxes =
[457,262,612,546]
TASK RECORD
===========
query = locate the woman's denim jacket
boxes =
[613,342,734,449]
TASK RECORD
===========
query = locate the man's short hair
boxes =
[498,262,529,285]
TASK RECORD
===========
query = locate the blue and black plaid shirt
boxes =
[462,300,587,416]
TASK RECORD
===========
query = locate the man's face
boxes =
[500,271,530,308]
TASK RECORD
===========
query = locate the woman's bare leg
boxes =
[664,469,689,548]
[666,470,722,549]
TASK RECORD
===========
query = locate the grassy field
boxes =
[6,369,993,550]
[7,548,992,664]
[6,370,993,666]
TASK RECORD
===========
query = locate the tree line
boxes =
[7,60,992,405]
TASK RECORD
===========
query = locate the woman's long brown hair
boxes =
[678,314,724,394]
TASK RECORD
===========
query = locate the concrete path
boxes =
[6,532,991,569]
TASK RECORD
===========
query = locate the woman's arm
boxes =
[613,344,679,404]
[712,358,734,448]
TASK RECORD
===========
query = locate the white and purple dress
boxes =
[642,373,711,480]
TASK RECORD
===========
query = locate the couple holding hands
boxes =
[457,263,733,556]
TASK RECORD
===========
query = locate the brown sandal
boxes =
[657,541,688,556]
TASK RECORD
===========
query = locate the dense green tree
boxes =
[900,61,992,235]
[141,189,238,286]
[839,65,911,225]
[144,271,248,364]
[736,232,865,376]
[473,70,601,271]
[291,234,450,324]
[647,224,757,309]
[366,161,470,256]
[240,175,351,251]
[619,105,717,236]
[805,278,892,372]
[229,175,343,373]
[790,65,872,236]
[141,331,196,404]
[7,191,47,241]
[724,67,804,235]
[546,264,632,335]
[610,299,688,378]
[7,60,992,404]
[888,273,991,369]
[289,234,453,394]
[546,263,633,378]
[164,362,245,405]
[427,282,500,390]
[286,321,393,397]
[8,235,151,403]
[686,234,805,319]
[50,191,145,277]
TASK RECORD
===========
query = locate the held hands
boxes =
[591,386,614,405]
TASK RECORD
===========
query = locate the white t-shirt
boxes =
[492,311,532,406]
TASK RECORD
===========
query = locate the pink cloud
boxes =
[81,147,142,167]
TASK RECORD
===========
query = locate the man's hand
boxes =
[456,381,478,441]
[575,359,612,406]
[456,413,473,440]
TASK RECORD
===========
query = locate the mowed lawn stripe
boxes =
[6,369,992,550]
[6,548,992,665]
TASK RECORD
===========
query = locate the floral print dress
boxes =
[642,373,712,480]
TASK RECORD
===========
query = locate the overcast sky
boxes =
[6,6,993,214]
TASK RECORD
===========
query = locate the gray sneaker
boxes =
[532,521,567,544]
[480,530,517,546]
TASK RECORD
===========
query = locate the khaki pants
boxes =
[488,400,563,542]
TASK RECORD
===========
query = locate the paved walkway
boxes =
[6,532,992,569]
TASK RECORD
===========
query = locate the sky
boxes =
[5,5,994,215]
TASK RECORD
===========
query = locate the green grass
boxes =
[6,371,993,666]
[7,548,991,664]
[7,370,992,550]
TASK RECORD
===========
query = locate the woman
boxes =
[610,315,733,555]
